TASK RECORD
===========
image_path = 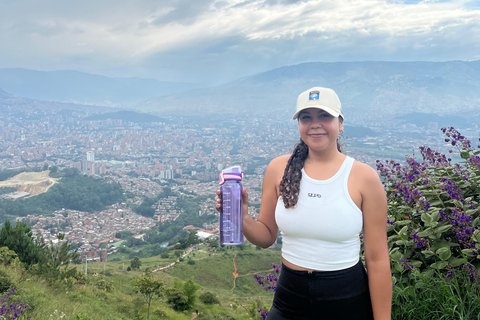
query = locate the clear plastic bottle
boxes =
[219,166,244,245]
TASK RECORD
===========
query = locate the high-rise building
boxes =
[86,151,95,162]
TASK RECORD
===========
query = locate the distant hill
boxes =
[3,61,480,126]
[343,125,378,137]
[84,110,166,123]
[0,87,12,99]
[0,68,202,106]
[141,60,480,124]
[396,112,478,129]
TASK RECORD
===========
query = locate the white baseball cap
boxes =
[293,87,343,120]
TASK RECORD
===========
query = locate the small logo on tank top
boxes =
[308,193,322,198]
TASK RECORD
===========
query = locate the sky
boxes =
[1,0,479,85]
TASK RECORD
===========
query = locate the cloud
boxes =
[0,0,478,84]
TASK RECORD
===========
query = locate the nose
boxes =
[311,118,323,128]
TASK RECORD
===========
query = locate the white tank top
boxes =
[275,156,363,271]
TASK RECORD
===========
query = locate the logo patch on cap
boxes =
[309,91,319,101]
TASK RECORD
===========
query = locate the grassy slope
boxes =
[2,245,280,319]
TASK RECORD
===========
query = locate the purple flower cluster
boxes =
[400,258,416,272]
[468,155,480,171]
[442,127,472,149]
[439,209,476,249]
[0,288,29,320]
[258,308,269,320]
[463,263,479,281]
[254,264,282,319]
[411,232,428,248]
[419,146,451,167]
[253,263,281,292]
[440,178,463,200]
[376,158,425,205]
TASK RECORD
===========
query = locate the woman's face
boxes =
[297,108,343,152]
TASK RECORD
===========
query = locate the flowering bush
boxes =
[376,127,480,287]
[253,264,281,319]
[0,288,29,320]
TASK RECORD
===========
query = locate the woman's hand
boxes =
[215,188,249,216]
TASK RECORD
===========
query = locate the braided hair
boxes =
[279,136,344,208]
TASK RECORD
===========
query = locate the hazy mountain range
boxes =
[0,68,202,107]
[1,60,479,126]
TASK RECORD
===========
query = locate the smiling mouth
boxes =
[309,133,327,137]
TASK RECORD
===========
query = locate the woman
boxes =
[216,87,392,319]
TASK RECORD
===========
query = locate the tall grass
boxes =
[392,270,480,320]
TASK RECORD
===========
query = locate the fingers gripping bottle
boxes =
[219,166,244,245]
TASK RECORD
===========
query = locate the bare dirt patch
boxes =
[0,171,59,197]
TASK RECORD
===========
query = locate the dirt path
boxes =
[231,253,238,291]
[153,247,194,272]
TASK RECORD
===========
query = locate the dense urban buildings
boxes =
[1,100,478,259]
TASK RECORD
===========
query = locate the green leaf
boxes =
[394,220,411,226]
[394,263,404,273]
[472,230,480,243]
[390,249,402,261]
[436,247,451,261]
[421,250,435,258]
[435,225,453,233]
[395,240,412,246]
[461,249,477,258]
[448,256,467,267]
[411,260,422,268]
[430,240,459,251]
[460,150,470,159]
[472,217,480,227]
[399,226,409,236]
[430,210,440,222]
[421,212,433,225]
[417,228,432,238]
[430,261,448,270]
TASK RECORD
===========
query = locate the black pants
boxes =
[267,260,373,320]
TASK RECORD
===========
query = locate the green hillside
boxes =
[0,244,280,320]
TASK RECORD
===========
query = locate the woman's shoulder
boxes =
[268,154,290,170]
[263,155,289,181]
[350,158,381,183]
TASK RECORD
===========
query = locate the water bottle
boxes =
[219,166,244,245]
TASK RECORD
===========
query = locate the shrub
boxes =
[199,291,220,305]
[376,127,480,289]
[0,270,14,294]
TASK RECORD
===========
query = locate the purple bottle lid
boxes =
[219,165,243,185]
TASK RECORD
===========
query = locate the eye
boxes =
[299,114,311,121]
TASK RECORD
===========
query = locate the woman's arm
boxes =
[216,155,287,248]
[359,163,392,320]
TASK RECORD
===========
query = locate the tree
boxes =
[0,221,42,267]
[130,256,142,270]
[135,273,165,320]
[174,250,183,258]
[183,277,201,308]
[166,277,201,311]
[37,233,79,280]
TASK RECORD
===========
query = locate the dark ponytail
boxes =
[279,137,344,208]
[279,139,308,208]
